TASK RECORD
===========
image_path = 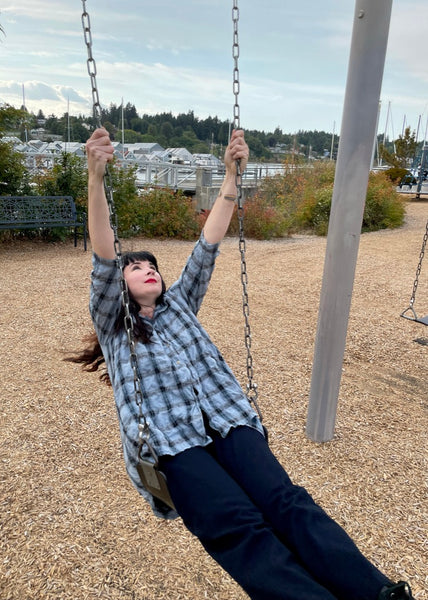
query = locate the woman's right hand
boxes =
[86,128,114,180]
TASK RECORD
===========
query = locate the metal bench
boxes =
[0,195,87,250]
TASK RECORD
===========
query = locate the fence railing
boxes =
[131,162,286,190]
[23,151,288,192]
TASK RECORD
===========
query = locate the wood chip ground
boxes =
[1,200,427,599]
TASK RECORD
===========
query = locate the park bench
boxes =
[0,195,87,250]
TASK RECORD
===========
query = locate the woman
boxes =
[73,127,413,600]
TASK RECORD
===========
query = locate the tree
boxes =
[68,118,91,143]
[0,141,30,194]
[0,104,26,137]
[0,105,31,194]
[34,153,88,206]
[123,129,144,143]
[124,102,138,128]
[394,127,418,166]
[147,124,158,139]
[107,162,139,235]
[179,128,200,152]
[130,117,145,133]
[217,122,230,146]
[380,126,418,168]
[102,121,117,139]
[160,122,174,143]
[246,134,270,159]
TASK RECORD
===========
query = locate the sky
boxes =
[0,0,427,138]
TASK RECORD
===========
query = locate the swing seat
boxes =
[137,458,176,510]
[400,307,428,326]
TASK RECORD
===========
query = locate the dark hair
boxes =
[64,250,166,384]
[122,250,160,272]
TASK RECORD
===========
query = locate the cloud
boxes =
[0,80,90,115]
[2,1,77,22]
[0,81,23,95]
[25,82,60,101]
[371,2,428,92]
[1,0,427,133]
[145,39,190,55]
[44,28,85,39]
[28,51,56,58]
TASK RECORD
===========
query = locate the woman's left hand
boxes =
[224,129,249,174]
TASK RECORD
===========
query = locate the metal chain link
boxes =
[401,218,428,321]
[81,6,102,127]
[232,2,263,422]
[81,1,154,459]
[408,219,428,308]
[232,1,240,132]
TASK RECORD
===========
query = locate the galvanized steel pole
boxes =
[306,0,393,442]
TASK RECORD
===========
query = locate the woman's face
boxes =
[124,259,163,307]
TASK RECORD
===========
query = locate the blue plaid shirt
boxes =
[90,232,263,518]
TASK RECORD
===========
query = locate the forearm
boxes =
[203,172,237,244]
[88,176,115,259]
[203,129,248,245]
[86,128,116,259]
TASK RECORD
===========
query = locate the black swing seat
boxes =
[400,307,428,326]
[415,315,428,326]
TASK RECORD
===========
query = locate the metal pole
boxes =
[371,101,382,169]
[416,143,428,197]
[306,0,393,442]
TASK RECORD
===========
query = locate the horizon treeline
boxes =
[17,102,339,161]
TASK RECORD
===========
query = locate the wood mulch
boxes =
[1,200,427,599]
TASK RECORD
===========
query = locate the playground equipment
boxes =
[306,0,393,443]
[400,218,428,326]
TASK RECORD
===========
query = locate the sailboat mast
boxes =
[121,98,125,159]
[22,83,28,142]
[330,121,335,161]
[66,97,71,152]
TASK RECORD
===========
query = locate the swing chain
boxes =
[232,1,263,422]
[232,1,240,132]
[407,219,428,309]
[81,0,152,456]
[81,3,102,126]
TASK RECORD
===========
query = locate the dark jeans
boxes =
[159,425,390,600]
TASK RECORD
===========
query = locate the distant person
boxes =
[68,126,415,600]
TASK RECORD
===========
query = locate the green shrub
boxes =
[106,163,140,235]
[123,167,404,240]
[18,153,406,243]
[130,188,199,240]
[383,166,408,184]
[362,172,405,232]
[227,193,292,240]
[296,186,333,236]
[288,164,405,236]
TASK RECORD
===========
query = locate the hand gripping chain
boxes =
[232,1,263,423]
[81,0,155,461]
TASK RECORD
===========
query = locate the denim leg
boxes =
[212,426,391,600]
[160,445,337,600]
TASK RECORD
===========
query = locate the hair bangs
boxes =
[123,251,159,271]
